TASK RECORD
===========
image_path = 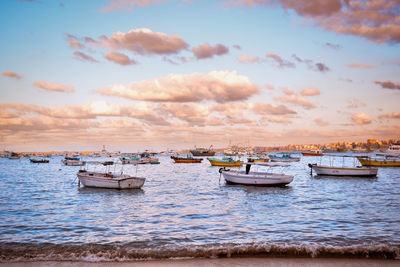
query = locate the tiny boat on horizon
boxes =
[30,158,49,163]
[301,150,324,156]
[171,155,203,163]
[269,154,300,162]
[62,156,85,166]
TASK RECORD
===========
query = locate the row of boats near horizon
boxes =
[3,143,400,190]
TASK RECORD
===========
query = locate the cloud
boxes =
[238,54,261,63]
[293,54,330,73]
[266,53,295,68]
[324,42,342,50]
[69,39,85,49]
[33,81,75,93]
[73,51,99,63]
[378,112,400,119]
[275,88,316,109]
[192,43,229,59]
[300,87,320,96]
[222,0,400,44]
[104,51,137,65]
[346,63,376,69]
[100,0,190,12]
[2,71,23,79]
[262,116,292,124]
[264,84,275,90]
[251,102,297,115]
[351,112,372,125]
[314,118,329,126]
[97,71,259,103]
[374,80,400,90]
[93,28,189,55]
[347,98,366,109]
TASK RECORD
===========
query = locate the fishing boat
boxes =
[171,156,203,163]
[376,143,400,157]
[190,146,215,156]
[357,156,400,167]
[219,162,294,186]
[30,158,49,163]
[308,163,377,177]
[301,150,324,156]
[269,154,300,162]
[77,161,145,189]
[207,157,243,167]
[62,156,85,166]
[8,152,20,159]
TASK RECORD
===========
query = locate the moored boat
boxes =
[77,170,145,189]
[219,162,294,186]
[62,156,85,166]
[30,158,49,163]
[190,146,215,156]
[301,150,324,156]
[171,156,203,163]
[269,154,300,162]
[247,157,270,162]
[308,163,377,177]
[357,156,400,167]
[207,157,243,167]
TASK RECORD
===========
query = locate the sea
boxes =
[0,153,399,262]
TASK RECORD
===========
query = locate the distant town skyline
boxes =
[1,0,399,151]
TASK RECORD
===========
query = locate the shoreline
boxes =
[1,258,399,267]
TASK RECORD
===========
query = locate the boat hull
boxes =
[357,158,400,167]
[222,170,293,186]
[302,152,324,156]
[77,171,145,189]
[30,159,49,163]
[62,160,85,166]
[208,158,243,167]
[190,150,215,156]
[310,165,378,176]
[270,158,300,162]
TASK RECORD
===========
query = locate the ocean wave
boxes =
[1,242,399,262]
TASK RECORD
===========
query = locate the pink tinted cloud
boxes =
[346,63,376,69]
[251,102,297,115]
[2,71,23,79]
[69,39,85,49]
[266,53,295,68]
[351,112,372,125]
[104,51,137,65]
[33,81,75,93]
[101,0,184,12]
[293,54,330,73]
[192,43,229,59]
[97,71,259,103]
[314,118,329,126]
[224,0,400,44]
[238,54,261,63]
[73,51,99,63]
[95,28,188,55]
[378,112,400,119]
[300,87,320,96]
[374,80,400,90]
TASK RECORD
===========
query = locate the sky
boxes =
[0,0,399,152]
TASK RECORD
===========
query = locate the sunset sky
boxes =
[1,0,399,152]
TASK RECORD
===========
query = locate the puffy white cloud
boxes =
[351,112,372,125]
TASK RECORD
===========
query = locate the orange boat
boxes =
[171,156,203,163]
[302,150,324,156]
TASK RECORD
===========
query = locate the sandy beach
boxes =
[1,258,399,267]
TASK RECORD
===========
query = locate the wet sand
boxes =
[1,258,398,267]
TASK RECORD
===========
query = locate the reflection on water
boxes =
[0,154,399,260]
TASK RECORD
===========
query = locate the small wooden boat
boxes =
[247,157,270,162]
[207,157,243,167]
[77,170,145,189]
[302,150,324,156]
[30,158,49,163]
[269,154,300,162]
[357,156,400,167]
[308,163,377,177]
[62,157,86,166]
[171,156,203,163]
[190,146,215,156]
[219,162,293,186]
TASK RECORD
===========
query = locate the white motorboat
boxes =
[62,156,86,166]
[308,163,378,177]
[376,143,400,157]
[219,162,294,186]
[77,161,145,189]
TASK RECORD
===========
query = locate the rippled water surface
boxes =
[0,154,400,261]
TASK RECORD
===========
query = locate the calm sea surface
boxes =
[0,153,399,261]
